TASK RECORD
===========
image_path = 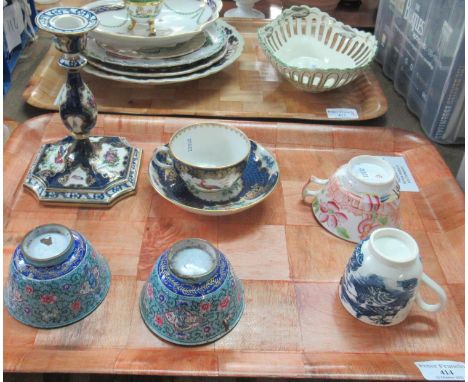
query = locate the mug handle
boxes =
[415,273,447,313]
[153,146,173,169]
[302,176,329,204]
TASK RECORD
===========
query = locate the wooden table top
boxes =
[4,114,464,379]
[24,19,387,122]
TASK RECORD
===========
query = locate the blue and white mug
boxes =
[339,228,447,326]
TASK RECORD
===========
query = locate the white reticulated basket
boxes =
[257,6,378,93]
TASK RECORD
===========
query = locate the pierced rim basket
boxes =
[257,6,378,93]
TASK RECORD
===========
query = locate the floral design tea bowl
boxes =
[4,224,111,328]
[154,123,251,195]
[303,155,400,243]
[140,238,244,345]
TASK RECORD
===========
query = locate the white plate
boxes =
[83,0,222,49]
[84,21,226,69]
[97,31,207,60]
[87,43,227,78]
[83,21,243,85]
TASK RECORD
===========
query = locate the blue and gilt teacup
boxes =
[4,224,111,328]
[140,238,245,345]
[153,123,251,196]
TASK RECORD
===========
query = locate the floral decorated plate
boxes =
[84,21,227,69]
[149,141,279,215]
[87,43,227,78]
[83,22,243,85]
[94,31,208,61]
[83,0,222,49]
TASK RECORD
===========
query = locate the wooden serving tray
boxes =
[4,114,463,379]
[24,19,387,121]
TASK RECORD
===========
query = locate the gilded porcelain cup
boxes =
[302,155,401,243]
[4,224,111,328]
[140,238,245,345]
[340,228,447,326]
[153,123,251,196]
[126,0,165,36]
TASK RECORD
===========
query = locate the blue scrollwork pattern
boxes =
[340,239,418,325]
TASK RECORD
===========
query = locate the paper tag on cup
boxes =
[415,361,465,381]
[381,156,419,192]
[326,108,359,120]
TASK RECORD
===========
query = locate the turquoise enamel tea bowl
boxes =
[140,238,245,345]
[4,224,111,328]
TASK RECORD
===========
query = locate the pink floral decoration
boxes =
[146,283,154,299]
[318,201,348,228]
[200,302,211,312]
[358,216,381,240]
[154,314,164,326]
[40,294,57,305]
[70,300,81,312]
[219,296,230,310]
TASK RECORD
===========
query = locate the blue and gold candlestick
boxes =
[24,7,142,207]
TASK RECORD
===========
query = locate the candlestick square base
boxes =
[24,136,142,207]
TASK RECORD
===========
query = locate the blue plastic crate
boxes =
[375,0,465,144]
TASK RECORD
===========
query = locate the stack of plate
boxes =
[81,0,244,85]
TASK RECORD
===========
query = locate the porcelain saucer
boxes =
[149,141,279,215]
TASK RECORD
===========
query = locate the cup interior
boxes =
[170,124,250,168]
[370,228,418,264]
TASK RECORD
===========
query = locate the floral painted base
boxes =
[149,141,279,215]
[5,231,111,329]
[140,246,244,345]
[24,136,142,206]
